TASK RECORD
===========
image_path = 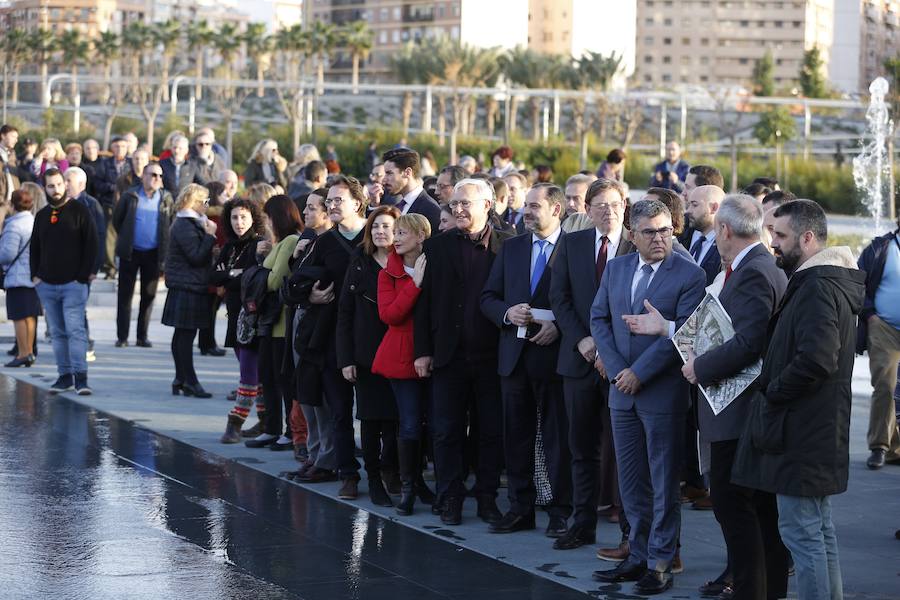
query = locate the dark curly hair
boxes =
[222,197,266,241]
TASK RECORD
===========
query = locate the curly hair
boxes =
[222,197,266,241]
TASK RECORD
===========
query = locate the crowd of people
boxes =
[1,121,897,599]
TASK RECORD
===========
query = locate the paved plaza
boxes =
[1,288,898,599]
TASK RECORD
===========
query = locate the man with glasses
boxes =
[188,132,226,185]
[590,199,705,593]
[112,162,175,347]
[435,165,465,206]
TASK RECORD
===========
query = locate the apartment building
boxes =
[832,0,899,92]
[0,0,148,35]
[634,0,835,90]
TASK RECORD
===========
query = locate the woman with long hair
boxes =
[244,195,303,450]
[245,139,288,190]
[216,198,269,443]
[0,189,41,367]
[336,205,401,506]
[372,213,434,515]
[31,139,69,179]
[161,184,217,398]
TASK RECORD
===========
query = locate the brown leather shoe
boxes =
[338,477,359,500]
[692,496,715,510]
[597,540,630,562]
[681,484,708,503]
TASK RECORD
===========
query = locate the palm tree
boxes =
[308,20,337,95]
[186,20,215,100]
[561,51,622,168]
[389,42,429,137]
[211,23,250,166]
[503,47,564,141]
[341,21,373,94]
[243,22,272,97]
[273,24,312,150]
[57,29,90,102]
[34,28,56,107]
[3,28,29,104]
[578,51,622,144]
[93,30,120,105]
[153,19,183,102]
[121,21,153,100]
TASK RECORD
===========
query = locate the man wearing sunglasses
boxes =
[111,162,175,348]
[187,132,226,185]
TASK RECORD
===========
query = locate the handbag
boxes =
[0,236,29,291]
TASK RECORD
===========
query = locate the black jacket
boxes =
[112,187,175,266]
[336,250,387,369]
[413,226,512,368]
[160,157,198,199]
[855,230,899,353]
[163,216,216,294]
[93,156,129,210]
[694,244,787,443]
[731,248,865,497]
[211,234,265,348]
[406,189,442,234]
[244,161,287,190]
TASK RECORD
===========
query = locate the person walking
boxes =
[162,184,217,398]
[112,161,174,347]
[732,200,865,600]
[0,189,40,368]
[30,168,97,394]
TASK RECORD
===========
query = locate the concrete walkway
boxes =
[1,297,898,598]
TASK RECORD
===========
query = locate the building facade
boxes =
[0,0,148,35]
[832,0,899,93]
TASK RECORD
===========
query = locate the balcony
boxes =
[403,5,434,22]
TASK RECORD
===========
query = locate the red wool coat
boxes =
[372,250,422,380]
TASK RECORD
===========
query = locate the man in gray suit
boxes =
[590,199,706,593]
[684,195,789,600]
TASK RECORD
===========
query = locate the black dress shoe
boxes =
[476,495,502,525]
[135,339,152,348]
[868,448,886,469]
[441,496,463,526]
[200,346,226,357]
[181,382,213,398]
[634,570,673,594]
[553,524,595,550]
[593,559,647,582]
[271,439,294,451]
[431,500,443,515]
[245,435,277,448]
[115,339,128,348]
[4,355,34,368]
[489,512,535,533]
[700,579,732,597]
[717,584,735,600]
[545,515,568,538]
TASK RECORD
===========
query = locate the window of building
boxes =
[451,25,459,38]
[379,30,387,44]
[739,57,749,64]
[543,31,553,42]
[701,37,710,46]
[682,37,690,45]
[392,30,400,43]
[393,7,401,20]
[662,74,672,82]
[740,20,749,26]
[644,74,653,82]
[681,56,691,65]
[700,75,709,82]
[663,56,671,63]
[700,56,710,65]
[663,37,672,44]
[380,8,388,21]
[645,36,654,45]
[664,17,673,26]
[645,17,654,25]
[645,55,653,63]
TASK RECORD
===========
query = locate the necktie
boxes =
[690,234,706,262]
[395,199,407,212]
[530,240,548,295]
[724,265,733,284]
[595,235,609,286]
[631,264,654,314]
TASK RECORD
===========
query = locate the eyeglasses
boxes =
[201,199,210,207]
[196,142,211,147]
[325,198,347,207]
[146,172,163,178]
[448,200,475,209]
[591,202,624,213]
[636,226,674,240]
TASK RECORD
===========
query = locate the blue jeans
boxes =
[36,281,89,376]
[776,494,843,600]
[389,378,429,441]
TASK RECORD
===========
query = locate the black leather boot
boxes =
[396,439,418,516]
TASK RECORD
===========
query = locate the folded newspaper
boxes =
[671,292,761,415]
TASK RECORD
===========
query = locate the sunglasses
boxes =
[196,142,211,147]
[147,172,163,178]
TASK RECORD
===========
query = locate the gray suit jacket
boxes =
[590,250,706,413]
[694,243,787,442]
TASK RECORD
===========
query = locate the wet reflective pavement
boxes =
[0,375,591,600]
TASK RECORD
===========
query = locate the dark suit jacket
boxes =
[414,226,513,368]
[94,157,129,210]
[481,229,563,378]
[694,243,787,442]
[407,189,441,234]
[550,227,635,379]
[590,251,706,413]
[685,229,722,285]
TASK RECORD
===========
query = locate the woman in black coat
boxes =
[162,184,217,397]
[336,205,401,507]
[213,198,267,443]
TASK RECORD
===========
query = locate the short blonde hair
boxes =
[395,213,431,240]
[39,138,66,162]
[245,182,277,206]
[177,183,210,211]
[249,138,278,164]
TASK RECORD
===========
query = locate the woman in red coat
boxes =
[372,213,432,515]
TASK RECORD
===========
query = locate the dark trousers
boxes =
[390,378,430,441]
[502,361,572,518]
[361,420,398,475]
[322,365,359,480]
[431,355,502,500]
[259,336,290,436]
[198,294,221,351]
[171,328,198,385]
[710,439,789,600]
[682,387,705,489]
[563,373,606,530]
[116,248,160,342]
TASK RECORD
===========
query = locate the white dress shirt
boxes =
[595,226,623,265]
[729,241,762,272]
[630,255,680,338]
[690,229,717,264]
[531,227,562,278]
[398,186,422,215]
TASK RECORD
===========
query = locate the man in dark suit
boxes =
[677,164,724,248]
[549,178,635,552]
[686,185,725,285]
[682,194,789,600]
[381,147,441,233]
[414,178,513,526]
[590,199,706,593]
[502,172,528,234]
[481,183,572,537]
[160,134,196,199]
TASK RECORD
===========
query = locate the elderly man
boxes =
[550,178,635,553]
[481,183,572,536]
[188,131,226,185]
[649,141,690,193]
[414,178,513,526]
[436,165,466,206]
[732,200,864,599]
[561,173,594,233]
[590,199,705,593]
[218,170,239,203]
[458,155,478,176]
[160,134,193,198]
[682,195,789,600]
[112,162,174,348]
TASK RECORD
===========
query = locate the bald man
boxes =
[685,185,725,285]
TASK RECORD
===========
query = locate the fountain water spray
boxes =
[853,77,893,233]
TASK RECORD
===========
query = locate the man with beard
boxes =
[732,200,864,599]
[31,169,97,395]
[381,148,440,233]
[685,185,725,285]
